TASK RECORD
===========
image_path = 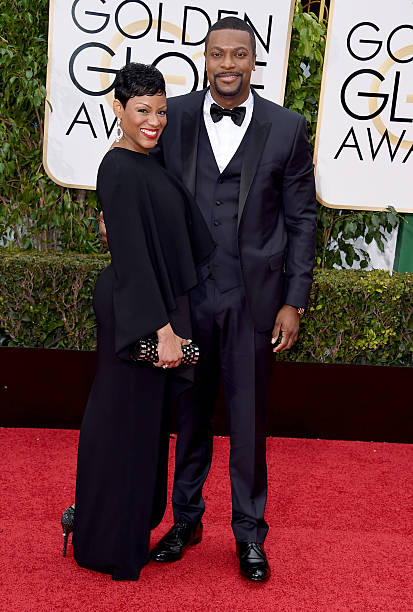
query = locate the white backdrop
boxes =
[314,0,413,213]
[43,0,294,189]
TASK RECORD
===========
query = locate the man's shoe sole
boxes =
[240,568,270,582]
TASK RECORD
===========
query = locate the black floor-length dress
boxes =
[73,147,213,581]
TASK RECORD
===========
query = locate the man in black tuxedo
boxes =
[99,16,316,582]
[148,16,317,583]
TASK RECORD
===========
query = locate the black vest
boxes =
[195,119,246,293]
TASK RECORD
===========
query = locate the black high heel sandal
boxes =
[61,505,75,557]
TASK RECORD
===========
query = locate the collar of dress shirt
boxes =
[204,88,254,118]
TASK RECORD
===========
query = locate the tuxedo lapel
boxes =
[180,92,204,195]
[238,96,271,228]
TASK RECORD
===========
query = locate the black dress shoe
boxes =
[150,521,203,562]
[236,542,271,582]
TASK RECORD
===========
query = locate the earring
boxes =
[115,117,123,142]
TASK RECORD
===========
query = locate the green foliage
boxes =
[284,5,325,146]
[0,0,102,252]
[279,269,412,366]
[1,251,411,365]
[285,2,403,270]
[317,206,402,269]
[0,250,109,350]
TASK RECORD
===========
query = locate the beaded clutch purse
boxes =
[130,337,200,366]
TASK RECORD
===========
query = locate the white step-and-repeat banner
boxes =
[314,0,413,213]
[44,0,294,189]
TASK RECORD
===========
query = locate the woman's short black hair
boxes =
[205,17,256,56]
[114,62,166,108]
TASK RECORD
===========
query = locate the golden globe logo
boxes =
[334,23,413,164]
[314,0,413,213]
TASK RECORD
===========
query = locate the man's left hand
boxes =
[271,305,300,353]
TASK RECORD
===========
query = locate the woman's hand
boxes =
[98,211,108,247]
[155,323,189,369]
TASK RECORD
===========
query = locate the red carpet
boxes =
[1,428,412,611]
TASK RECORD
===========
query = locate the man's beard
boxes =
[213,74,243,98]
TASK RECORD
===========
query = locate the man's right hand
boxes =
[98,211,108,247]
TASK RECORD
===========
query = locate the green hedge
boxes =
[0,251,109,351]
[1,251,412,365]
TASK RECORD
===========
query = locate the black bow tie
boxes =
[210,103,246,126]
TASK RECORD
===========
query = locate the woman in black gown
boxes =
[69,63,213,581]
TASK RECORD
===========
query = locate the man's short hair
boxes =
[205,17,256,56]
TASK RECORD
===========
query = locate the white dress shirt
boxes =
[203,89,254,174]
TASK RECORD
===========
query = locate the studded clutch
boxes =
[130,337,200,366]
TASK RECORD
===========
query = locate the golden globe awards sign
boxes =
[44,0,294,189]
[315,0,413,212]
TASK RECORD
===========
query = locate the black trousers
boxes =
[173,278,273,543]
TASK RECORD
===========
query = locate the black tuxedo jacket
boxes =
[154,88,317,332]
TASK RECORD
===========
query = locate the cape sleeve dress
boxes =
[73,147,214,581]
